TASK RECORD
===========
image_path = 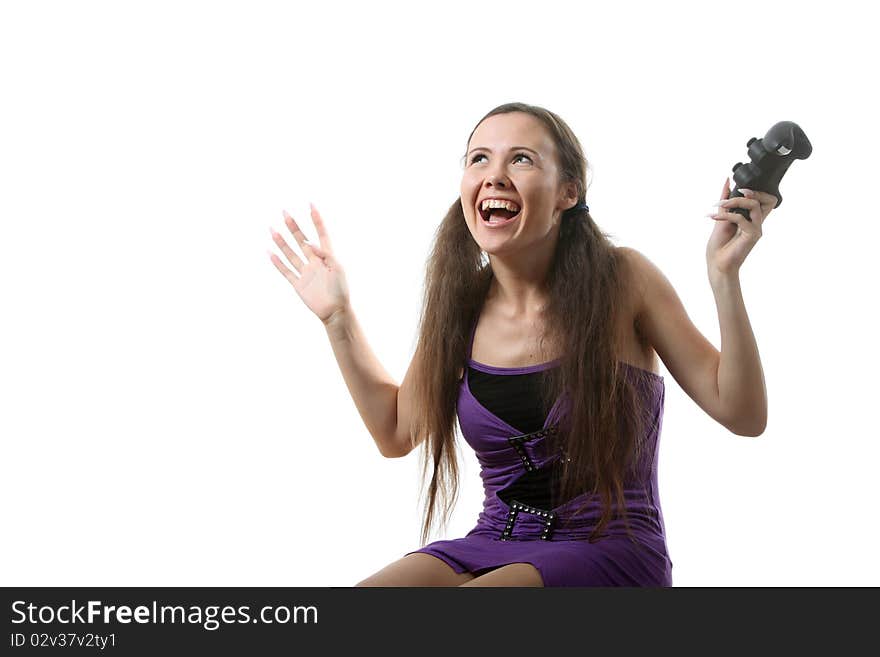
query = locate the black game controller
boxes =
[728,121,812,221]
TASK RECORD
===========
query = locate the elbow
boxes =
[378,439,412,459]
[728,414,767,437]
[750,409,768,437]
[721,399,768,437]
[754,417,767,437]
[378,444,401,459]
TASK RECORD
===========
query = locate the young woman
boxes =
[268,102,774,587]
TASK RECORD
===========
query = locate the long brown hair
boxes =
[407,102,658,546]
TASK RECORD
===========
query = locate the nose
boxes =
[484,172,509,189]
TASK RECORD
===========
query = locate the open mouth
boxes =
[478,203,522,227]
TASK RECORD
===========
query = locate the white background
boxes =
[1,0,876,587]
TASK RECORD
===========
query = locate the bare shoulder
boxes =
[614,245,673,321]
[614,246,649,323]
[614,246,736,432]
[613,246,661,373]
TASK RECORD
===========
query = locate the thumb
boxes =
[721,178,731,200]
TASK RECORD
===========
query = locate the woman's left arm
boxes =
[705,178,778,435]
[709,274,768,436]
[624,179,776,437]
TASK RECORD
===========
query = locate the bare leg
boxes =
[458,562,544,587]
[355,553,477,587]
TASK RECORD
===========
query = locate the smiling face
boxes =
[461,112,577,254]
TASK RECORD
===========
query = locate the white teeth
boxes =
[480,199,521,213]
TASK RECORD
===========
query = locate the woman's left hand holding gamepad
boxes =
[705,178,779,279]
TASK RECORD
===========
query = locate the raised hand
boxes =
[268,203,351,325]
[705,178,778,280]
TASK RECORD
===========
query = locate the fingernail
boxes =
[739,188,753,195]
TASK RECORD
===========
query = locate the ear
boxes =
[559,181,579,210]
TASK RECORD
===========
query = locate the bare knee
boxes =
[458,562,544,587]
[356,553,476,587]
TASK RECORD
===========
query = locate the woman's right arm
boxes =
[323,304,422,459]
[269,203,421,458]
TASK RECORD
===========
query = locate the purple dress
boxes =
[404,319,673,587]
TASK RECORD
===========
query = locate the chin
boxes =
[477,243,513,258]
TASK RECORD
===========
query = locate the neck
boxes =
[486,265,551,319]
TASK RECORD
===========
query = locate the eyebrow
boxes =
[467,146,541,157]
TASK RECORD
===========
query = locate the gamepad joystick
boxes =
[728,121,812,221]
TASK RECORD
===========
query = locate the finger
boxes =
[303,239,327,260]
[757,193,779,213]
[709,210,761,234]
[721,178,731,200]
[740,188,778,217]
[309,203,335,253]
[736,190,765,223]
[282,209,314,251]
[267,246,301,285]
[708,211,748,232]
[718,195,760,212]
[270,224,305,273]
[745,189,777,207]
[736,196,766,224]
[710,196,756,218]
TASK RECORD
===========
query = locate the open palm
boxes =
[268,204,350,324]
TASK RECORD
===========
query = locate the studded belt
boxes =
[500,500,557,541]
[499,424,567,541]
[506,424,559,472]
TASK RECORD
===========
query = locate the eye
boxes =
[469,152,533,165]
